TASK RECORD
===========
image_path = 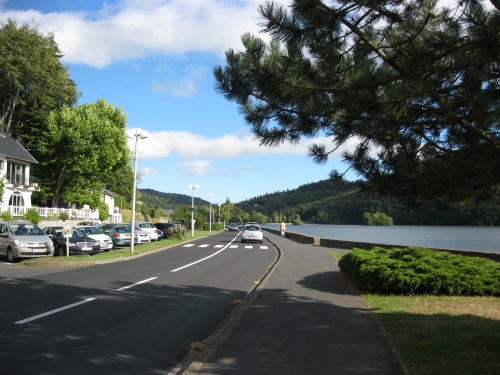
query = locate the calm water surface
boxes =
[263,224,500,253]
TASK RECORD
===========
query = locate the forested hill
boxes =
[140,182,499,226]
[139,188,209,207]
[236,179,500,226]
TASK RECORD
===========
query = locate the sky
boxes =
[1,0,490,204]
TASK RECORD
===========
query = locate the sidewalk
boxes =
[179,230,407,375]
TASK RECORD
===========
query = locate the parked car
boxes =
[133,221,159,241]
[228,223,239,231]
[100,223,150,247]
[75,226,114,251]
[43,226,101,256]
[240,223,264,243]
[76,221,101,228]
[154,223,175,238]
[99,224,133,247]
[156,228,163,241]
[0,222,55,262]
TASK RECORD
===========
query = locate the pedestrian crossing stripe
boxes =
[199,244,209,247]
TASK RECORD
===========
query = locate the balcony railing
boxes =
[1,206,100,220]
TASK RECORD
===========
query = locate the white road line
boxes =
[116,277,158,291]
[260,246,269,249]
[183,244,196,247]
[230,245,238,248]
[199,244,209,247]
[171,235,240,272]
[245,245,253,249]
[15,298,97,325]
[214,245,224,248]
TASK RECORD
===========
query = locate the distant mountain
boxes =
[139,188,210,208]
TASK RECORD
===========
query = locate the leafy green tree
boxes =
[37,99,130,208]
[214,0,500,205]
[0,19,78,147]
[221,197,234,223]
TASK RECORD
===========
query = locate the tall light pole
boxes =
[209,193,213,233]
[218,203,221,223]
[128,130,148,254]
[187,184,199,237]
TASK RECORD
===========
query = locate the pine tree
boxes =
[214,0,500,205]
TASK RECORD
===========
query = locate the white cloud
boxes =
[141,166,159,175]
[130,129,362,162]
[0,0,268,68]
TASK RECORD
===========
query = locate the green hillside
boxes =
[140,181,499,226]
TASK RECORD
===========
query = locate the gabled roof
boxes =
[0,129,38,164]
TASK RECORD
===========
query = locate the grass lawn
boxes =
[364,294,500,375]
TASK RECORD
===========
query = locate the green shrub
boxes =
[338,247,500,296]
[24,208,41,225]
[173,227,185,239]
[1,211,13,221]
[59,211,69,221]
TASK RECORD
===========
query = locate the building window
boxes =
[7,161,26,185]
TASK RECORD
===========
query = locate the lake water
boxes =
[262,224,500,253]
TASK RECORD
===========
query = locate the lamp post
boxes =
[128,130,148,254]
[187,184,199,237]
[218,203,221,223]
[209,193,213,233]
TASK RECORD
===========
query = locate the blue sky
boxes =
[1,0,368,203]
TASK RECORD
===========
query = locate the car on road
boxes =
[0,222,55,262]
[154,222,176,239]
[75,225,114,251]
[240,223,264,243]
[133,221,159,241]
[43,226,101,256]
[228,223,239,231]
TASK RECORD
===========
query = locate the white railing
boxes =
[3,206,100,220]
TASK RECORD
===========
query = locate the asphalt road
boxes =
[0,231,277,375]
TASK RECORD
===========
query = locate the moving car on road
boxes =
[228,223,239,231]
[240,223,264,243]
[0,222,54,262]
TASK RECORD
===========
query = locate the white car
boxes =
[240,224,264,243]
[75,226,114,251]
[134,222,159,241]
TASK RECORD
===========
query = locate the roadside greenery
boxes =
[332,251,500,375]
[24,208,41,225]
[339,247,500,296]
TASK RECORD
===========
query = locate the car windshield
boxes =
[79,227,101,235]
[115,226,130,234]
[72,228,87,237]
[9,224,45,236]
[244,225,260,231]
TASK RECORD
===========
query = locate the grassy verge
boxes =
[22,229,222,266]
[330,252,500,375]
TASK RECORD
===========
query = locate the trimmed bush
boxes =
[338,247,500,296]
[24,208,41,225]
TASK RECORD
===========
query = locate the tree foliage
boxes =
[0,19,78,148]
[214,0,500,205]
[37,99,130,207]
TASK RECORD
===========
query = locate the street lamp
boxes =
[209,193,213,233]
[187,184,199,237]
[218,203,221,223]
[128,130,148,254]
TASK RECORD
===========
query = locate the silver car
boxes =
[0,222,54,262]
[240,224,264,243]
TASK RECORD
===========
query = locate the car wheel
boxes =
[6,248,17,263]
[260,240,263,243]
[57,246,66,257]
